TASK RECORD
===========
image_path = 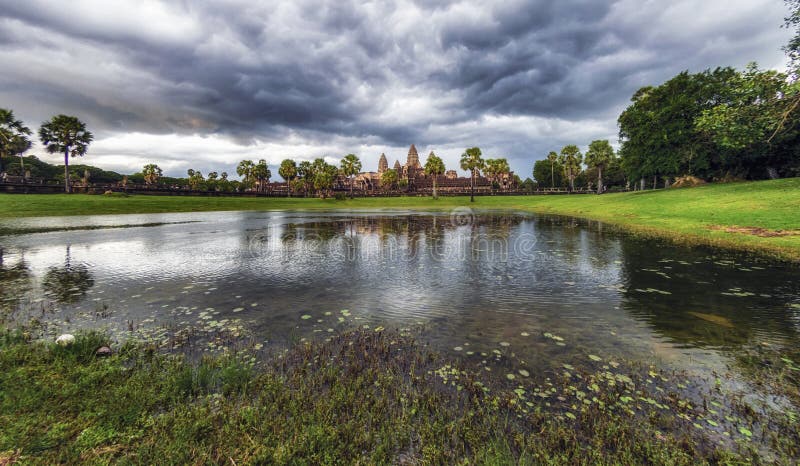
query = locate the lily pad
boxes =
[301,314,312,320]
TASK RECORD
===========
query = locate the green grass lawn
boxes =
[1,178,799,260]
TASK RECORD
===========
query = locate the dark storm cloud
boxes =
[0,0,792,175]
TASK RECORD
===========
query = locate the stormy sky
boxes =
[0,0,792,179]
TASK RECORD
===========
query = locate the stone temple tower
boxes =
[406,144,421,169]
[393,160,402,171]
[378,153,388,173]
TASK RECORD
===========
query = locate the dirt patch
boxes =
[710,225,800,237]
[671,176,707,188]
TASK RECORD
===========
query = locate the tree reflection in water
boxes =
[42,245,94,304]
[0,247,32,315]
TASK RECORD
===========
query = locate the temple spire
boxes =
[378,153,388,173]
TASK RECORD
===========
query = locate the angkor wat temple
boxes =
[353,144,515,193]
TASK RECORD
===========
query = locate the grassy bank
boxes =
[0,178,798,260]
[2,326,797,464]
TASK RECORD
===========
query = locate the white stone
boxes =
[56,334,75,346]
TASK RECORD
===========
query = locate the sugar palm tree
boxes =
[340,153,362,198]
[38,115,93,193]
[312,160,337,198]
[297,161,312,196]
[0,109,32,174]
[252,160,271,193]
[558,145,583,192]
[584,140,615,194]
[424,151,445,199]
[484,158,510,189]
[547,151,558,188]
[279,159,298,197]
[142,164,163,185]
[237,160,255,189]
[460,147,484,202]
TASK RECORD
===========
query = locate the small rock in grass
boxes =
[56,334,75,346]
[95,346,112,357]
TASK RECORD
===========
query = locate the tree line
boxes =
[138,150,516,201]
[534,66,800,191]
[0,112,93,193]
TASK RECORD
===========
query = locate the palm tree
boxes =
[0,109,32,175]
[558,145,583,192]
[340,153,362,198]
[547,151,558,188]
[236,160,255,190]
[584,140,615,194]
[484,158,510,190]
[297,161,312,196]
[187,169,204,190]
[278,159,298,197]
[460,147,484,202]
[252,160,271,193]
[38,115,93,193]
[312,160,337,198]
[142,164,163,185]
[219,172,230,192]
[424,151,445,199]
[206,172,219,191]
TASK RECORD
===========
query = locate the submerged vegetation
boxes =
[1,324,799,464]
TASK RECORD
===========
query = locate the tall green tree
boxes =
[38,115,93,193]
[297,161,313,196]
[558,145,583,192]
[696,64,800,178]
[380,168,398,191]
[546,151,558,188]
[142,164,162,185]
[38,116,94,192]
[311,158,337,198]
[424,151,445,199]
[252,160,271,193]
[187,169,205,190]
[278,159,298,197]
[206,171,219,191]
[484,158,510,189]
[460,147,484,202]
[771,0,800,141]
[0,109,32,175]
[236,160,255,188]
[340,154,362,198]
[533,159,563,188]
[584,140,615,194]
[618,69,735,184]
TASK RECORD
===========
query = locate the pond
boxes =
[1,210,799,384]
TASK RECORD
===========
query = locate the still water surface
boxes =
[1,210,798,381]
